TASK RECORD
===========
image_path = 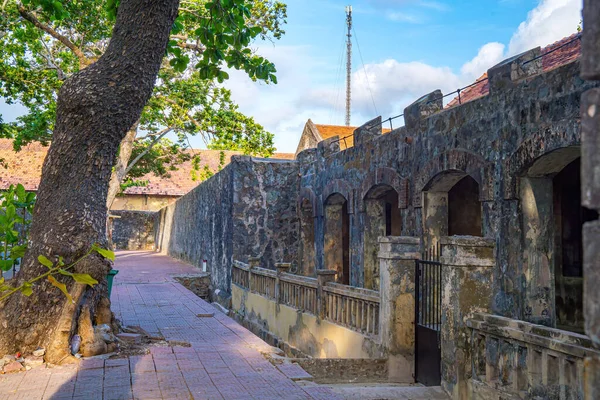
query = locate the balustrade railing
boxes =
[323,283,380,336]
[232,260,249,288]
[279,273,318,315]
[232,260,380,337]
[467,313,600,400]
[250,267,277,300]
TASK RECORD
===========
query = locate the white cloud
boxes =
[194,0,582,153]
[508,0,582,55]
[460,42,506,80]
[387,12,422,23]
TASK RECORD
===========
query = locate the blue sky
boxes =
[0,0,583,153]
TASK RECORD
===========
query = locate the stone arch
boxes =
[323,191,351,285]
[414,149,493,207]
[515,145,596,332]
[322,179,354,214]
[504,138,581,199]
[358,167,408,211]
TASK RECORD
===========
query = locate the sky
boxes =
[0,0,584,154]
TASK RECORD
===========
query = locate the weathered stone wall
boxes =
[155,162,234,302]
[111,210,157,250]
[231,157,299,271]
[298,58,599,327]
[155,156,299,303]
[582,2,600,399]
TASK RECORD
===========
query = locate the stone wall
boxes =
[581,2,600,399]
[155,156,299,304]
[111,210,157,250]
[297,56,598,328]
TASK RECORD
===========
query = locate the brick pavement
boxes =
[0,251,343,400]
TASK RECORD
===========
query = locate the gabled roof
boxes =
[446,33,581,109]
[0,139,294,196]
[295,120,392,155]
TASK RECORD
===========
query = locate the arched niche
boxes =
[323,193,350,285]
[421,170,483,250]
[362,184,402,290]
[518,147,597,332]
[298,197,316,277]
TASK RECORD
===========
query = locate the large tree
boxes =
[0,0,282,363]
[0,0,284,208]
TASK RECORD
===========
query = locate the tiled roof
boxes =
[314,124,392,150]
[0,139,294,196]
[446,33,581,109]
[314,124,357,149]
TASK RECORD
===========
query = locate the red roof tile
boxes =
[446,33,581,109]
[0,139,293,196]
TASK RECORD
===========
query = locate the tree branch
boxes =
[17,5,88,66]
[125,127,173,176]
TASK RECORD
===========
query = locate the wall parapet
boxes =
[467,313,599,400]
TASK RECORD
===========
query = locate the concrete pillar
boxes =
[439,236,495,400]
[582,3,600,399]
[275,262,291,305]
[316,270,337,320]
[248,256,260,289]
[378,236,421,383]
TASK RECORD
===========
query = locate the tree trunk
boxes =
[0,0,180,364]
[107,123,139,210]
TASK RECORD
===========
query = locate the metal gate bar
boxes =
[415,248,442,386]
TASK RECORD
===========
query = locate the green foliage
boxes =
[0,0,284,185]
[0,244,110,302]
[0,184,35,272]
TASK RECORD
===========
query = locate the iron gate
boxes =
[415,251,442,386]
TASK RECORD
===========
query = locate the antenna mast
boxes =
[345,5,352,126]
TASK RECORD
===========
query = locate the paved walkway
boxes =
[0,251,342,400]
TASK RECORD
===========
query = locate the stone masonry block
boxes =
[317,136,341,158]
[582,88,600,209]
[583,0,600,80]
[354,116,382,147]
[403,90,442,131]
[488,48,541,94]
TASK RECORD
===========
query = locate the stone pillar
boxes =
[275,262,291,305]
[248,256,260,290]
[378,236,421,383]
[439,236,495,400]
[316,270,337,320]
[403,90,443,131]
[582,3,600,399]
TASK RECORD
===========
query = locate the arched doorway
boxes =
[519,147,597,331]
[553,158,597,332]
[422,171,482,250]
[299,198,316,276]
[363,184,401,290]
[324,193,350,285]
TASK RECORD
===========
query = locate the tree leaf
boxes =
[0,260,13,272]
[93,246,115,261]
[38,255,54,269]
[10,245,27,259]
[48,275,73,303]
[20,283,33,297]
[57,269,73,277]
[72,273,98,287]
